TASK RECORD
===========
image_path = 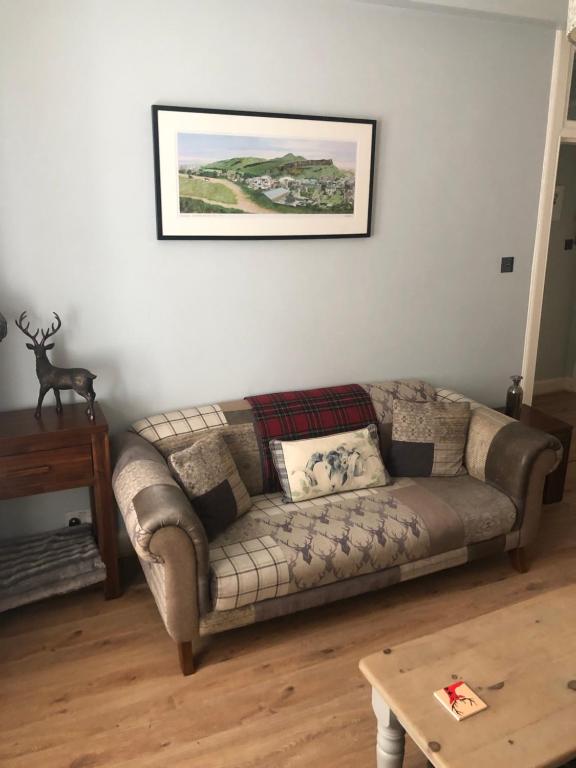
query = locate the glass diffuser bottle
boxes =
[505,375,523,419]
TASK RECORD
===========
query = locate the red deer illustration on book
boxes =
[443,682,475,716]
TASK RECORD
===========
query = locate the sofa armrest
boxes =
[465,405,561,533]
[112,431,210,614]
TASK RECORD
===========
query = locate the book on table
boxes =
[433,681,487,721]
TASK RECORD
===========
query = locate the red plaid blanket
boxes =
[246,384,377,492]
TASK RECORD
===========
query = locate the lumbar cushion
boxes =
[168,432,252,540]
[388,400,470,477]
[269,424,390,503]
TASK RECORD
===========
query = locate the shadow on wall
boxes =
[0,257,28,409]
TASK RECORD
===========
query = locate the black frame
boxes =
[152,104,377,240]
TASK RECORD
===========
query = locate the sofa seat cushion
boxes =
[208,476,516,611]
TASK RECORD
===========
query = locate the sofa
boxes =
[112,379,561,675]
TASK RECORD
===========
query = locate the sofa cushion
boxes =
[360,379,437,458]
[168,432,252,540]
[247,384,377,493]
[388,401,471,477]
[130,380,437,499]
[132,400,263,496]
[208,475,516,610]
[270,425,390,502]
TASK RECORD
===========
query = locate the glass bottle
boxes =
[505,375,523,419]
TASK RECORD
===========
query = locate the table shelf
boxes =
[0,524,106,612]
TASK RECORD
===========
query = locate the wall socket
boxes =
[65,509,92,527]
[501,257,514,273]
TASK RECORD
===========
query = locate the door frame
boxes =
[522,30,576,403]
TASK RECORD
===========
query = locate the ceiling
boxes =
[356,0,569,27]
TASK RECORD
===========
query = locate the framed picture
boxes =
[152,105,376,240]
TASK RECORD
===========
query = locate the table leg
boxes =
[90,432,121,599]
[371,688,406,768]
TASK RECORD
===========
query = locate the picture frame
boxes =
[152,105,376,240]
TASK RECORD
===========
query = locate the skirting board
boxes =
[533,377,576,395]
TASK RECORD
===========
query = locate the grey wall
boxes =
[0,0,553,536]
[536,144,576,382]
[366,0,568,26]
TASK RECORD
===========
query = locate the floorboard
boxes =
[1,393,575,768]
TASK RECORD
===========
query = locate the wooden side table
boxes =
[0,403,120,600]
[497,404,572,504]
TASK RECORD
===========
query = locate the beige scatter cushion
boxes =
[168,431,251,540]
[389,400,470,477]
[269,424,390,503]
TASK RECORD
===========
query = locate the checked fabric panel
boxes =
[209,536,290,611]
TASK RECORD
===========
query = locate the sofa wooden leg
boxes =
[509,547,530,574]
[177,641,195,676]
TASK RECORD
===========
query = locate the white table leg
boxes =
[371,688,406,768]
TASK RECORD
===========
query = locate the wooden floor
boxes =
[2,393,576,768]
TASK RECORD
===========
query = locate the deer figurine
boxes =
[15,311,97,420]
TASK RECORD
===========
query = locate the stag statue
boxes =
[15,311,97,420]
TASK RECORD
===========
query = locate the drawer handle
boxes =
[7,465,51,478]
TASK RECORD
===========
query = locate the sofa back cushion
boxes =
[131,400,263,495]
[270,424,390,502]
[388,400,471,477]
[168,431,252,540]
[246,384,377,492]
[131,379,436,496]
[360,379,437,458]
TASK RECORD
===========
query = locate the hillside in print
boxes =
[177,133,357,215]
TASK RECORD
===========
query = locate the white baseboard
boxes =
[533,377,576,395]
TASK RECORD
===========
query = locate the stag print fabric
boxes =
[388,401,471,477]
[207,475,517,609]
[269,425,390,503]
[210,486,428,603]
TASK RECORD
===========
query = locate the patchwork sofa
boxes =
[112,380,561,675]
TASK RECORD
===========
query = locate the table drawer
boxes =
[0,445,93,498]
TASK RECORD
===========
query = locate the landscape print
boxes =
[177,133,357,215]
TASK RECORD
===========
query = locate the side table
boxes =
[0,403,120,601]
[497,404,572,504]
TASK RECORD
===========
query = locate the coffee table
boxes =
[359,586,576,768]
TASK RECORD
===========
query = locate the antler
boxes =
[41,312,62,343]
[15,311,40,344]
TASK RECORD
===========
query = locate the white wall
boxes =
[535,144,576,382]
[0,0,554,536]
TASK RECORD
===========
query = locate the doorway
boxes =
[534,143,576,394]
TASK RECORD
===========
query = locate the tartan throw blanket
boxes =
[246,384,377,492]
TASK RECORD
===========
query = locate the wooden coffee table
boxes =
[359,586,576,768]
